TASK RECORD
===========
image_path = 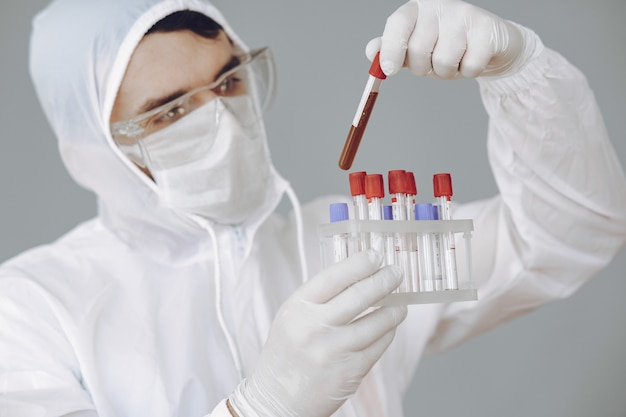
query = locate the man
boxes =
[1,0,625,416]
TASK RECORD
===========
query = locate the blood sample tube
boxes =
[338,52,386,170]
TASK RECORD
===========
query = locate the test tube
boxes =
[349,171,369,251]
[349,171,368,221]
[388,170,408,221]
[365,174,384,220]
[415,204,434,292]
[383,205,396,268]
[405,172,420,292]
[388,170,412,292]
[415,203,443,291]
[365,173,385,255]
[406,171,417,220]
[329,202,350,263]
[433,173,459,290]
[338,52,387,170]
[430,204,444,290]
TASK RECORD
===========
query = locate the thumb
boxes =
[365,37,382,62]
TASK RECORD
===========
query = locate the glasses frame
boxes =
[110,46,274,140]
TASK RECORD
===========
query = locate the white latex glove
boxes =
[228,250,407,417]
[366,0,543,79]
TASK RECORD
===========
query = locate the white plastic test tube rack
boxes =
[318,218,477,306]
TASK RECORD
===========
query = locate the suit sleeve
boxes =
[423,47,626,354]
[0,275,96,416]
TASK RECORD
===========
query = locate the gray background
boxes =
[1,0,625,416]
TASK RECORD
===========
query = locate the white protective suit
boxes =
[1,0,626,416]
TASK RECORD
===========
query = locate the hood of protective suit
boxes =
[29,0,291,263]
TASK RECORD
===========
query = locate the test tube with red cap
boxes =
[349,171,370,251]
[388,170,414,292]
[338,52,387,170]
[388,170,408,221]
[349,171,368,220]
[405,172,420,292]
[434,173,453,221]
[433,173,459,290]
[406,171,418,220]
[365,173,385,255]
[365,174,385,220]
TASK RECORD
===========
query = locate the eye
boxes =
[153,105,187,126]
[217,75,243,96]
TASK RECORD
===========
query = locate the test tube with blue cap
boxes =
[383,205,395,267]
[415,203,443,291]
[430,203,444,290]
[329,202,350,263]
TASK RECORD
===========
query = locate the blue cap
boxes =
[431,205,439,220]
[415,203,434,220]
[383,205,393,220]
[330,203,349,222]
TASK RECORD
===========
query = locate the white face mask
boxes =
[140,96,272,224]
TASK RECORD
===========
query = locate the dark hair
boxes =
[146,10,223,39]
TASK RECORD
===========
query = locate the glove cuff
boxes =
[486,20,544,79]
[229,376,296,417]
[477,47,567,96]
[508,21,544,75]
[228,379,261,417]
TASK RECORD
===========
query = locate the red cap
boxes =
[365,174,385,199]
[433,173,453,197]
[369,52,387,80]
[406,171,417,196]
[349,171,367,196]
[388,170,407,195]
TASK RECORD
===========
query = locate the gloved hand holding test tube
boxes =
[338,52,386,170]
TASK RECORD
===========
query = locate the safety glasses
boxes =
[110,47,275,168]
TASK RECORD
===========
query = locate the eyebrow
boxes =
[135,55,242,115]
